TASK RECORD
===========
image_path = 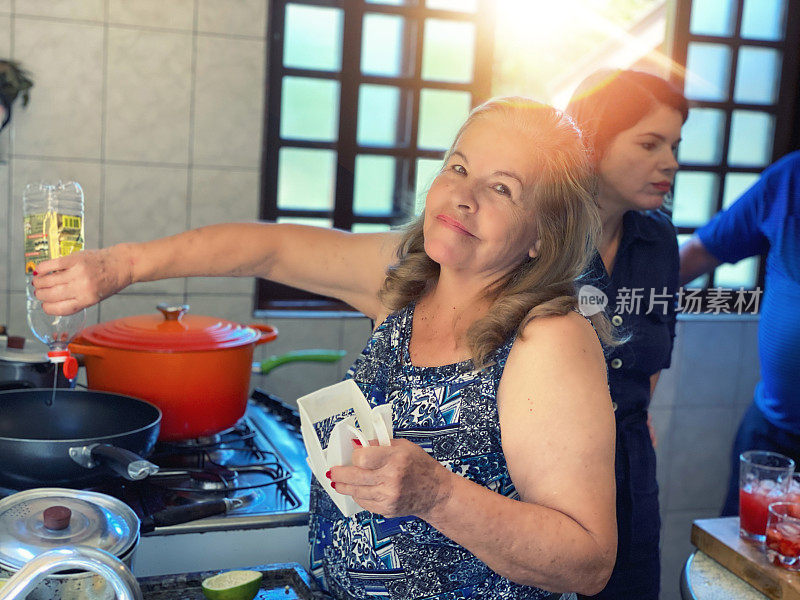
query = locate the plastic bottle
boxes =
[23,181,86,378]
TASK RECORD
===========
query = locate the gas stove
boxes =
[78,389,311,534]
[0,389,314,576]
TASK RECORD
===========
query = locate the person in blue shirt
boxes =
[680,151,800,516]
[567,70,688,600]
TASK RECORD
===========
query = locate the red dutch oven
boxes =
[69,304,277,441]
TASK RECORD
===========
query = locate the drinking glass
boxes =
[739,450,795,543]
[766,502,800,570]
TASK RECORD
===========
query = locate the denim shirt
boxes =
[582,209,679,417]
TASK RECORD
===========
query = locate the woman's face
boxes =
[597,103,683,214]
[422,117,539,281]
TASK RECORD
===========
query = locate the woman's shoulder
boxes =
[514,311,603,360]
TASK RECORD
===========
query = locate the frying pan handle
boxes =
[140,499,231,533]
[69,443,160,480]
[250,324,278,346]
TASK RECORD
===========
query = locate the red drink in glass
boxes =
[740,486,774,539]
[739,451,795,543]
[766,502,800,570]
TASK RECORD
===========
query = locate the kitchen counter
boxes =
[682,551,768,600]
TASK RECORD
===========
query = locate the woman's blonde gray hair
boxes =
[380,97,614,367]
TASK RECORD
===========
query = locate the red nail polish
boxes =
[352,439,362,446]
[32,271,38,276]
[325,470,331,479]
[331,482,337,490]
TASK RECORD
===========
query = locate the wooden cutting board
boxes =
[692,517,800,600]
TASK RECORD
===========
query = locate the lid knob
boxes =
[157,303,190,322]
[43,505,72,530]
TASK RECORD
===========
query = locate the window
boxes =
[258,0,494,313]
[670,0,800,292]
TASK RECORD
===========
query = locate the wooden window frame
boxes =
[257,0,494,315]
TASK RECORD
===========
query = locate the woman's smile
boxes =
[436,214,476,237]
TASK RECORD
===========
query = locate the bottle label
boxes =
[24,211,84,274]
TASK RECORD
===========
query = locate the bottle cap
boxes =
[46,350,70,363]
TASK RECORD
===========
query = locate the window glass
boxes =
[352,223,393,233]
[421,19,476,83]
[678,108,725,165]
[685,43,732,102]
[689,0,736,36]
[284,4,343,72]
[354,155,396,216]
[280,77,340,141]
[277,216,333,227]
[415,158,442,214]
[418,89,471,150]
[357,85,404,147]
[741,0,786,41]
[425,0,478,12]
[672,172,719,228]
[715,256,759,289]
[677,234,710,289]
[277,148,337,211]
[728,111,774,167]
[361,13,409,77]
[723,173,760,209]
[734,47,781,105]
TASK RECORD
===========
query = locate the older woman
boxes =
[566,71,688,600]
[33,98,616,599]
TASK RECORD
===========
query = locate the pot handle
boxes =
[250,323,278,346]
[68,443,160,480]
[68,339,108,358]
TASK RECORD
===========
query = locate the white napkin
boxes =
[297,379,393,517]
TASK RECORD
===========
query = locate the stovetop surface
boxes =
[0,389,312,535]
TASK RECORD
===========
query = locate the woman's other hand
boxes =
[329,438,454,519]
[31,245,134,316]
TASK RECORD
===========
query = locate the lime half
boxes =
[201,570,263,600]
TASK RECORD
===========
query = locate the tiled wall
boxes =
[0,2,763,594]
[0,0,378,414]
[653,315,760,600]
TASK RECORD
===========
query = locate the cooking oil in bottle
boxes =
[23,181,85,392]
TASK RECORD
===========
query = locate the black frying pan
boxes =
[0,389,161,489]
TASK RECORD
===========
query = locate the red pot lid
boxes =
[76,304,263,352]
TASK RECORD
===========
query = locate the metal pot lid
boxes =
[0,488,140,571]
[74,304,266,353]
[0,346,49,364]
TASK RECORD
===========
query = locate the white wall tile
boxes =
[184,294,254,325]
[9,158,102,292]
[12,18,103,159]
[0,0,10,14]
[97,293,185,323]
[103,164,188,295]
[197,0,267,37]
[105,27,193,164]
[14,0,104,21]
[108,0,194,30]
[193,35,264,168]
[187,167,259,294]
[675,320,741,406]
[252,317,343,404]
[0,162,8,292]
[339,316,372,378]
[665,406,737,512]
[660,509,718,600]
[0,14,10,53]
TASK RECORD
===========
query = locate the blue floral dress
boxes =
[308,303,570,600]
